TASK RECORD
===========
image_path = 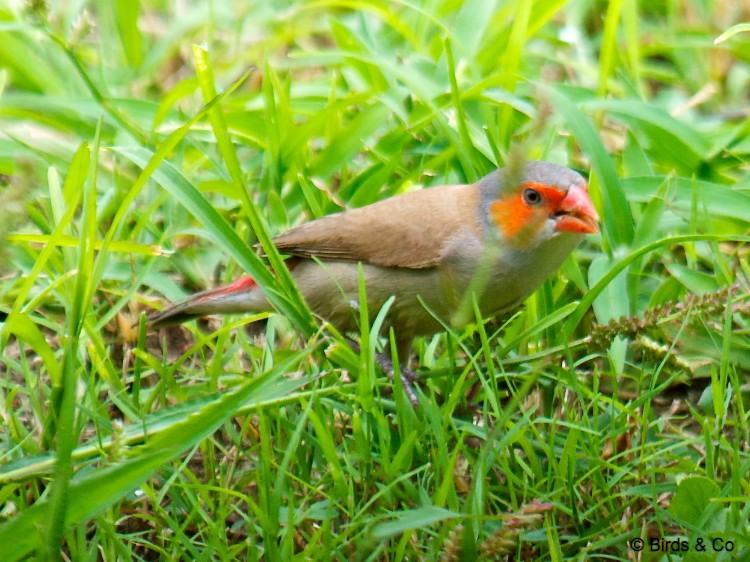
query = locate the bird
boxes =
[149,161,599,399]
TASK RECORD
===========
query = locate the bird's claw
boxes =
[346,338,420,406]
[372,352,420,406]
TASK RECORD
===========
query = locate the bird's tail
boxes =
[148,275,266,327]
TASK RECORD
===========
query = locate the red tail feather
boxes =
[148,275,260,327]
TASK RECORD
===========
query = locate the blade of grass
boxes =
[0,346,315,562]
[563,233,750,338]
[193,45,316,335]
[45,123,99,558]
[545,86,635,250]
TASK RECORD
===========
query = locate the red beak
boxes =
[555,184,600,234]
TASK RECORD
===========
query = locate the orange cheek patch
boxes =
[490,183,567,245]
[490,197,548,246]
[490,197,533,240]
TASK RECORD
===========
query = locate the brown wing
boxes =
[272,183,483,269]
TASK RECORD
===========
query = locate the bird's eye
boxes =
[522,188,542,207]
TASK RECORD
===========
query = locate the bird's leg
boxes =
[346,338,420,405]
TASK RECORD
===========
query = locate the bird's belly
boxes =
[291,261,447,336]
[291,259,529,338]
[291,232,581,338]
[439,231,584,324]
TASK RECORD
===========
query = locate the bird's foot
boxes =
[373,352,420,406]
[346,338,420,406]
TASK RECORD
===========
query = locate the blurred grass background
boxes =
[0,0,749,560]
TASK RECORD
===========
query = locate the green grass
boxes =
[1,0,750,560]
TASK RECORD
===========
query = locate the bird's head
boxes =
[485,161,600,247]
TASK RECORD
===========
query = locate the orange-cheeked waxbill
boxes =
[149,161,599,362]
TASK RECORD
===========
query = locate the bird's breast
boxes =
[437,229,585,322]
[287,230,583,338]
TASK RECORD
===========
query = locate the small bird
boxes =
[150,161,599,393]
